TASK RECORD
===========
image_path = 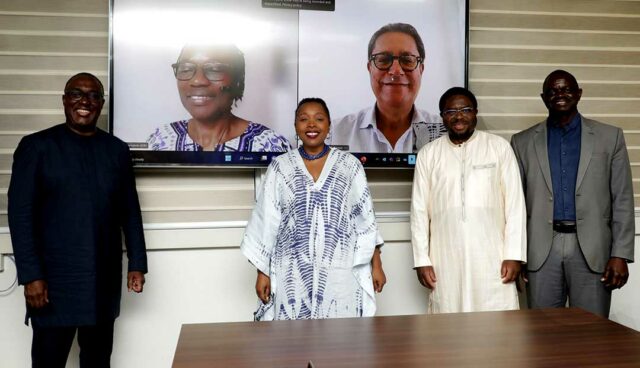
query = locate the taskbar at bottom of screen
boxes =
[130,150,417,168]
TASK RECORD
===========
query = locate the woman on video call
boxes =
[147,43,290,152]
[241,97,386,321]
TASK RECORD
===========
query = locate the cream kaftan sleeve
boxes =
[411,146,433,268]
[499,143,527,263]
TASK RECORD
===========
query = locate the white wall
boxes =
[0,233,638,368]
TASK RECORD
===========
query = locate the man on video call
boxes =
[328,23,446,153]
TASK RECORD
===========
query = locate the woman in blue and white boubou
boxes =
[241,97,386,320]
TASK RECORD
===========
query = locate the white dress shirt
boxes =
[328,104,445,153]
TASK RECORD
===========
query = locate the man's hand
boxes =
[601,257,629,289]
[371,247,386,293]
[256,270,271,304]
[501,260,521,284]
[416,266,437,289]
[24,279,48,309]
[516,268,528,292]
[127,271,145,293]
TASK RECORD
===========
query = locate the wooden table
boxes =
[172,308,640,367]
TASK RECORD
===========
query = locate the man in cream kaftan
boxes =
[241,148,379,320]
[411,87,526,314]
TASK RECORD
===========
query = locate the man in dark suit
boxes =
[8,72,148,367]
[510,70,634,317]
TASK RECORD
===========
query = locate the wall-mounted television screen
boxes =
[110,0,467,167]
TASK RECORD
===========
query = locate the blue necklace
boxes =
[298,145,330,160]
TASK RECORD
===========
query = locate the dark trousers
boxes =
[31,320,115,368]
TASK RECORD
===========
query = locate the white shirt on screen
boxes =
[327,105,445,153]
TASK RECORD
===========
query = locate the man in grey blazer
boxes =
[510,70,634,317]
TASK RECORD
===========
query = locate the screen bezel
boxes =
[108,0,469,168]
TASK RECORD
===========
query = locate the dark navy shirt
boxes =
[548,114,581,221]
[8,124,147,327]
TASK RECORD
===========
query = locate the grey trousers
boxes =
[527,232,611,317]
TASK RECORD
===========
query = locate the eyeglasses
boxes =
[64,89,103,103]
[172,62,230,81]
[442,107,475,118]
[369,53,423,71]
[543,86,579,97]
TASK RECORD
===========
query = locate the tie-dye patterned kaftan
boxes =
[241,148,379,320]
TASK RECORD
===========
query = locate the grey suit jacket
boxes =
[510,117,635,273]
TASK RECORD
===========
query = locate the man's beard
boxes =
[448,128,474,143]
